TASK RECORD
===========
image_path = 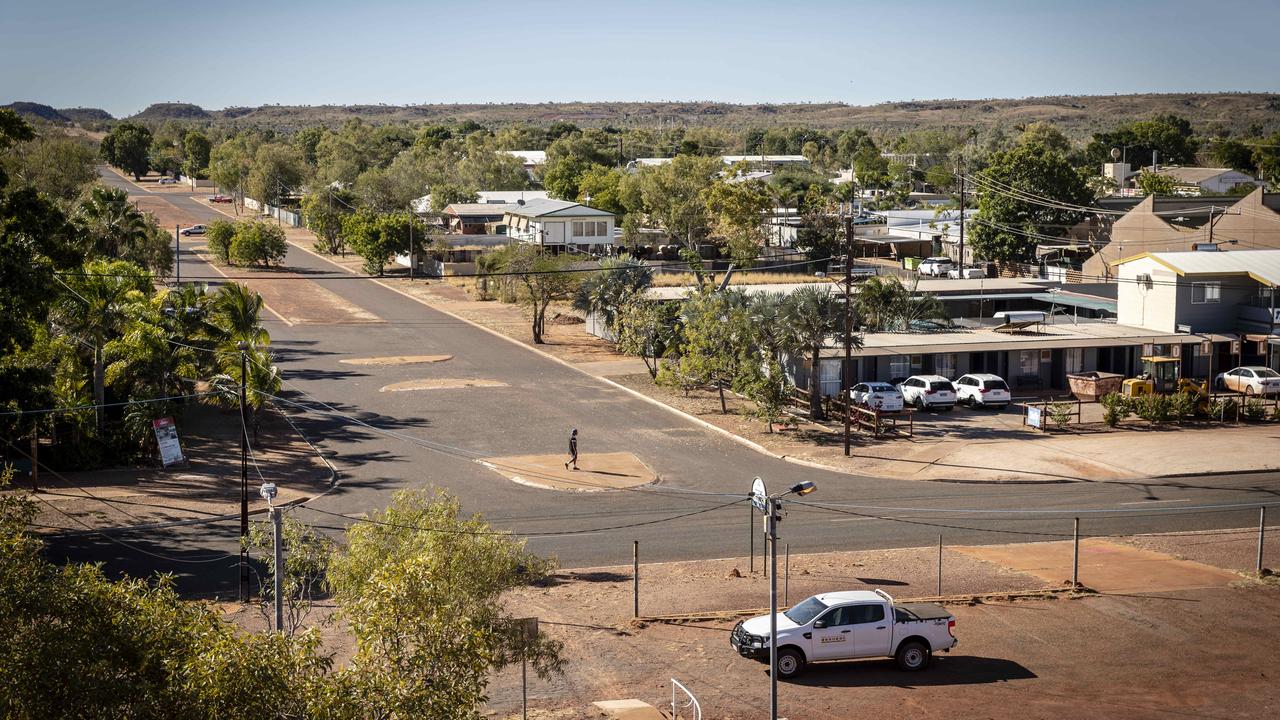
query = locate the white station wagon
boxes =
[849,382,905,412]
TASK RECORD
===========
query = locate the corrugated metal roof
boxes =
[1141,249,1280,286]
[502,198,614,218]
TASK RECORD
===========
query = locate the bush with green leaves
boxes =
[1243,398,1268,421]
[1169,391,1198,422]
[1100,392,1131,428]
[205,219,236,263]
[229,220,288,267]
[1133,393,1172,423]
[1211,397,1239,421]
[1047,401,1074,428]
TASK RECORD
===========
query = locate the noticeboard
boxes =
[152,417,185,467]
[1026,406,1043,429]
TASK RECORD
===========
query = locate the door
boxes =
[848,603,892,656]
[808,607,854,660]
[543,222,565,245]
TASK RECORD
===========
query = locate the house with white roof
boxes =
[502,198,615,251]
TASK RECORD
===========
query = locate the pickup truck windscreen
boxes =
[783,597,828,625]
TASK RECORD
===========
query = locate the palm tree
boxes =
[857,277,949,332]
[571,254,653,334]
[781,285,849,421]
[52,259,153,429]
[76,186,150,260]
[211,282,270,349]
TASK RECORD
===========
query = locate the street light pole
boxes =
[408,207,415,281]
[763,480,816,720]
[843,212,854,456]
[238,341,250,603]
[174,224,180,285]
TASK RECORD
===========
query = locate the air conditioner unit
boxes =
[1135,273,1153,287]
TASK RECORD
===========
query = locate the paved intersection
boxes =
[49,169,1280,597]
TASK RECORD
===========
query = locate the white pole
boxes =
[273,506,284,632]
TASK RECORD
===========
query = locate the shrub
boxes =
[229,220,288,267]
[1210,397,1239,421]
[1133,393,1171,423]
[1169,392,1197,422]
[1100,392,1130,428]
[1243,398,1268,421]
[205,219,236,263]
[1047,401,1074,428]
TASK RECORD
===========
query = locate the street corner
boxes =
[340,354,454,366]
[379,378,509,392]
[477,452,657,492]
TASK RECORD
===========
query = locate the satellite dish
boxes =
[1110,147,1122,161]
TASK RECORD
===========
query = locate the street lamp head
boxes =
[236,341,249,352]
[789,481,817,496]
[259,482,278,504]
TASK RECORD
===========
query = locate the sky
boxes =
[3,0,1279,117]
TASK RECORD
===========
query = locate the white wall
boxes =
[1116,257,1179,332]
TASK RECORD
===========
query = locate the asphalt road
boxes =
[50,169,1280,598]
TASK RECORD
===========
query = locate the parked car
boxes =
[953,373,1011,409]
[946,266,986,279]
[917,257,955,277]
[730,589,957,678]
[1215,366,1280,396]
[209,194,233,203]
[897,375,956,411]
[849,382,905,412]
[157,177,178,185]
[179,224,206,236]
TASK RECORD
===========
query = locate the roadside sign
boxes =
[1232,340,1242,355]
[750,477,767,513]
[1026,406,1043,429]
[1201,341,1212,355]
[152,417,184,466]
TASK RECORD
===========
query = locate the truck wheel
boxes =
[775,648,805,679]
[895,641,931,671]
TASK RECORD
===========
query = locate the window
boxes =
[848,604,886,624]
[929,380,953,392]
[784,597,828,625]
[1192,282,1221,304]
[1019,350,1040,375]
[986,379,1009,391]
[1065,348,1084,374]
[816,609,850,627]
[572,220,608,238]
[935,353,956,379]
[889,357,912,378]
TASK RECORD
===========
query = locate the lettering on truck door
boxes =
[808,607,853,660]
[849,603,892,656]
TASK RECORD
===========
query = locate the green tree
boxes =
[210,281,270,349]
[229,219,288,267]
[1085,115,1198,168]
[326,489,563,718]
[1017,121,1072,155]
[182,131,212,177]
[781,285,845,420]
[856,276,948,331]
[75,185,173,274]
[663,289,752,412]
[205,218,236,263]
[341,210,420,275]
[300,188,353,254]
[637,154,722,252]
[207,132,263,195]
[615,296,681,379]
[99,122,152,180]
[247,142,307,206]
[505,245,581,344]
[1251,132,1280,185]
[705,171,772,265]
[967,144,1092,264]
[575,165,632,216]
[0,126,99,202]
[571,254,652,333]
[1136,170,1178,196]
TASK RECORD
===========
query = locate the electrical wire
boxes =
[0,391,219,418]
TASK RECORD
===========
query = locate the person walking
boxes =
[564,428,579,470]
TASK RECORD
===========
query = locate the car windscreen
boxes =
[783,597,828,625]
[929,381,954,391]
[869,384,896,392]
[986,380,1009,390]
[1260,369,1280,378]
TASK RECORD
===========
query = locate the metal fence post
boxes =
[632,540,639,619]
[1072,518,1080,588]
[937,534,943,596]
[749,501,755,574]
[1258,507,1267,574]
[784,543,790,605]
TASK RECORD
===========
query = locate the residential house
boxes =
[1083,188,1280,279]
[412,190,548,214]
[1149,166,1260,195]
[503,198,616,251]
[442,203,510,235]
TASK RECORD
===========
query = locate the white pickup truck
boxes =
[730,589,956,678]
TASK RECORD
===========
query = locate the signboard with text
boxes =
[152,417,185,467]
[751,477,768,513]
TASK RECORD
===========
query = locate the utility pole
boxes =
[843,212,854,456]
[957,167,966,272]
[273,503,284,630]
[767,496,779,720]
[408,209,415,281]
[174,224,180,285]
[238,341,250,603]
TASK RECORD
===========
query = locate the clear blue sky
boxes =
[3,0,1278,117]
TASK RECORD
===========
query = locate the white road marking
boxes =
[1118,498,1193,506]
[828,517,876,523]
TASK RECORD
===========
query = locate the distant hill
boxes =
[2,101,70,123]
[130,102,212,121]
[58,107,114,123]
[176,93,1280,138]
